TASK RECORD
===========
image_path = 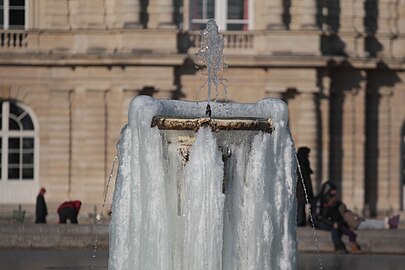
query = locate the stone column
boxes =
[300,0,319,29]
[367,72,403,215]
[70,88,107,203]
[329,71,366,213]
[376,87,395,213]
[339,0,365,57]
[294,91,319,185]
[68,0,79,29]
[340,85,366,212]
[48,89,72,200]
[69,87,87,200]
[147,0,176,29]
[265,0,285,30]
[45,0,69,29]
[114,0,142,28]
[290,0,318,30]
[76,0,106,29]
[376,0,401,58]
[339,0,364,33]
[104,87,124,205]
[319,75,331,192]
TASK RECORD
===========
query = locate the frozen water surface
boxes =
[109,96,298,270]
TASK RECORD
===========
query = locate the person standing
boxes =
[296,146,314,227]
[35,187,48,224]
[57,200,82,224]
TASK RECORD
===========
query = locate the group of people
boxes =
[35,188,82,224]
[296,146,400,254]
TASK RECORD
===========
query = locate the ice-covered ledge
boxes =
[128,95,289,127]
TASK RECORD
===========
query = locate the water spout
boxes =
[195,19,227,107]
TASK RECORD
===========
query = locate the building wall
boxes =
[0,0,404,217]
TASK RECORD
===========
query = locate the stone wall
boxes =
[0,0,404,215]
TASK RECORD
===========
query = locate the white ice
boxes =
[109,95,297,270]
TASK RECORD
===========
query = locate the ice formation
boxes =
[109,96,298,270]
[195,19,227,104]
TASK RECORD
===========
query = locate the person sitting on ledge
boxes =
[313,181,362,254]
[339,202,400,230]
[57,200,82,224]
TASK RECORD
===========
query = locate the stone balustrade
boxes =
[0,31,28,50]
[0,29,178,55]
[189,31,255,50]
[0,27,402,60]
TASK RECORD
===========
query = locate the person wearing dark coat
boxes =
[296,146,314,227]
[35,188,48,223]
[313,181,361,253]
[313,181,346,252]
[57,200,82,224]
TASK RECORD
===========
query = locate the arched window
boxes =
[0,100,38,203]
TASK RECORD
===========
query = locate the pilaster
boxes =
[265,68,320,183]
[369,0,399,34]
[265,0,285,30]
[76,0,106,29]
[48,89,72,201]
[337,75,366,213]
[376,86,395,213]
[290,0,319,30]
[294,91,320,185]
[340,0,365,33]
[114,0,142,28]
[44,0,69,29]
[319,74,331,191]
[147,0,176,29]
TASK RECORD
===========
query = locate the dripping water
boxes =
[296,153,324,270]
[90,155,118,270]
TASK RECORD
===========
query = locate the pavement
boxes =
[297,226,405,254]
[2,249,405,270]
[1,223,404,254]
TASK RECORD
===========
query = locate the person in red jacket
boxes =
[57,200,82,224]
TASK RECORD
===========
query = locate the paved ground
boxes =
[2,224,405,254]
[299,253,405,270]
[1,248,405,270]
[0,248,108,270]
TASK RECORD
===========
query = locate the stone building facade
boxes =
[0,0,404,217]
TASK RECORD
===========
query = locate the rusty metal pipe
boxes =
[151,116,274,133]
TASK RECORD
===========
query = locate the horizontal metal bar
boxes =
[151,116,274,133]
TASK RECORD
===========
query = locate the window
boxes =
[0,100,36,181]
[190,0,251,31]
[0,0,26,30]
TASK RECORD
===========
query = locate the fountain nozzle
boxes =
[206,104,212,118]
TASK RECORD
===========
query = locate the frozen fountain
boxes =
[109,19,298,270]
